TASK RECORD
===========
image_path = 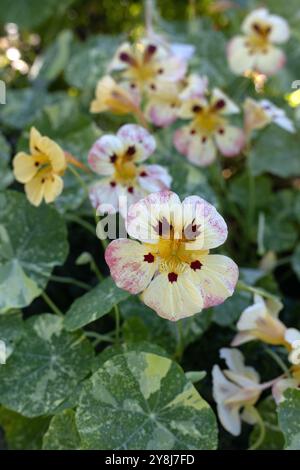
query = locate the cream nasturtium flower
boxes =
[105,191,238,321]
[231,294,286,347]
[88,124,171,217]
[212,348,272,436]
[227,8,290,76]
[90,75,141,116]
[244,98,295,137]
[285,328,300,366]
[145,81,182,128]
[174,84,245,166]
[109,40,187,94]
[13,127,66,206]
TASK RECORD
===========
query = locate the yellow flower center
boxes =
[192,103,225,135]
[112,148,138,185]
[246,21,272,53]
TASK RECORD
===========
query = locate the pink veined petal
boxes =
[215,125,245,157]
[126,190,181,243]
[117,124,156,162]
[182,196,228,249]
[88,135,123,175]
[138,164,172,193]
[118,184,147,219]
[227,36,256,75]
[254,46,286,76]
[173,126,190,156]
[191,254,239,308]
[145,101,177,127]
[141,271,204,321]
[89,179,121,214]
[105,238,158,294]
[186,133,217,167]
[159,55,188,82]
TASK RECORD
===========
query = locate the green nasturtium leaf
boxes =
[42,409,81,450]
[0,0,75,29]
[278,389,300,450]
[76,351,218,450]
[249,125,300,177]
[65,35,123,91]
[212,290,251,326]
[0,314,94,417]
[64,277,130,332]
[0,406,50,450]
[249,397,284,450]
[0,191,69,312]
[0,133,13,190]
[31,30,73,84]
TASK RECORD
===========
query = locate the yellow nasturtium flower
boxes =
[13,127,66,206]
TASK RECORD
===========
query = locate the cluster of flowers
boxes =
[213,294,300,436]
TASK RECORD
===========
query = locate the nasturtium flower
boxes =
[145,81,182,127]
[90,75,140,116]
[231,294,286,347]
[244,98,295,137]
[212,348,272,436]
[174,86,245,166]
[109,40,187,94]
[227,8,290,76]
[105,191,238,321]
[88,124,171,216]
[285,328,300,366]
[13,127,66,206]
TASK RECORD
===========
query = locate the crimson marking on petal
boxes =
[190,260,202,271]
[202,136,207,143]
[140,171,148,177]
[110,154,117,163]
[190,129,196,135]
[128,186,134,193]
[144,252,155,263]
[110,181,116,187]
[158,68,164,74]
[126,145,136,156]
[119,52,132,63]
[215,99,226,110]
[192,105,202,113]
[218,128,225,135]
[150,83,156,90]
[168,272,178,283]
[147,44,157,55]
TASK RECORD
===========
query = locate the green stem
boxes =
[247,165,256,236]
[85,331,114,344]
[49,275,91,291]
[66,214,96,237]
[41,291,64,317]
[249,408,266,451]
[114,304,121,345]
[90,258,104,282]
[95,212,109,250]
[175,321,184,361]
[237,281,278,302]
[67,165,89,196]
[264,347,291,377]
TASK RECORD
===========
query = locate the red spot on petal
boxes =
[218,128,225,135]
[144,252,155,263]
[190,260,202,271]
[192,105,202,113]
[110,154,117,163]
[202,136,207,143]
[128,186,134,193]
[168,272,178,283]
[140,171,148,177]
[215,99,226,110]
[190,129,196,135]
[110,181,116,187]
[126,146,136,156]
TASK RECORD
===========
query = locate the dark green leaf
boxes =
[42,409,81,450]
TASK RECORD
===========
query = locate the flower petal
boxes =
[212,365,242,436]
[89,179,121,214]
[88,135,123,175]
[117,124,156,162]
[126,190,181,243]
[13,152,38,183]
[211,88,240,115]
[227,36,256,75]
[30,127,66,173]
[254,46,286,75]
[105,238,158,294]
[174,127,217,167]
[182,196,228,249]
[25,174,45,207]
[44,174,63,203]
[215,125,245,157]
[170,43,195,61]
[191,254,238,307]
[141,271,204,321]
[220,348,260,384]
[158,55,187,82]
[138,164,172,193]
[145,100,177,127]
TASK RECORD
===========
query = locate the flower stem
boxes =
[41,291,64,317]
[247,164,256,236]
[85,331,114,345]
[175,321,184,361]
[66,214,96,237]
[236,281,279,302]
[49,275,91,291]
[249,408,266,450]
[67,164,89,196]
